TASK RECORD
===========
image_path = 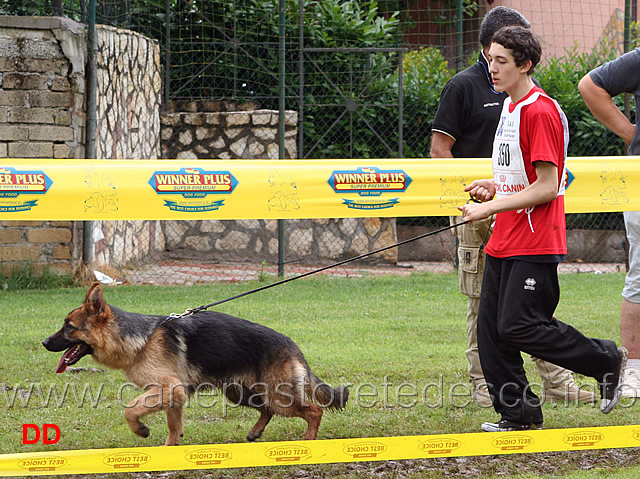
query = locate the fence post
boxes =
[277,0,286,277]
[83,0,97,266]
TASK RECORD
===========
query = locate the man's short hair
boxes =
[479,6,530,48]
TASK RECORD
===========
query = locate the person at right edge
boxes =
[431,6,596,406]
[578,49,640,399]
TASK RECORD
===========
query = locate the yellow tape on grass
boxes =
[3,425,640,476]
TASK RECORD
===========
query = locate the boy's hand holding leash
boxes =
[458,179,495,222]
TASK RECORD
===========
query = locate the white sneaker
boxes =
[621,368,640,398]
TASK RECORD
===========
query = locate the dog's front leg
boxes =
[124,387,161,440]
[124,383,186,446]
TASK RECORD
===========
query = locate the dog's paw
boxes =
[136,423,150,438]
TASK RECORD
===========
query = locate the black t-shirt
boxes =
[431,52,507,158]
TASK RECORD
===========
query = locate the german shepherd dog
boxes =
[42,283,348,446]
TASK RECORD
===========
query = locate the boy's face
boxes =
[487,42,530,93]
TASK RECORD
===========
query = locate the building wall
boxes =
[489,1,626,59]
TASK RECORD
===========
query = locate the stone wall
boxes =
[0,19,165,277]
[158,110,398,265]
[95,25,161,160]
[90,24,163,271]
[161,109,297,160]
[161,217,397,264]
[0,17,85,276]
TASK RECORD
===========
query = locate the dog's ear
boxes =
[85,281,102,302]
[85,282,109,323]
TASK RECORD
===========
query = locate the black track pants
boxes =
[477,255,619,424]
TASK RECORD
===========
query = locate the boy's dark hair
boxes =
[491,25,542,75]
[479,6,530,48]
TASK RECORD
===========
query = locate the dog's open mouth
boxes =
[56,343,91,373]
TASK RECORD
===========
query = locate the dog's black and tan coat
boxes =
[43,283,348,446]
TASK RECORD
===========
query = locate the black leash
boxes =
[159,219,470,326]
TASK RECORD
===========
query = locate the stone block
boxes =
[216,230,250,251]
[2,72,48,90]
[254,127,276,141]
[53,144,71,158]
[178,130,193,146]
[184,113,203,126]
[0,57,15,71]
[195,127,213,140]
[8,142,54,158]
[30,91,73,108]
[0,245,39,261]
[16,58,66,74]
[29,125,74,142]
[285,111,298,126]
[0,229,23,243]
[55,110,72,125]
[0,90,29,106]
[248,141,265,157]
[160,113,180,126]
[177,150,198,159]
[161,127,173,141]
[0,125,28,141]
[209,137,226,149]
[227,113,250,126]
[27,228,72,243]
[230,137,248,157]
[53,245,72,259]
[10,107,55,124]
[225,128,243,140]
[204,113,221,125]
[201,100,222,112]
[252,112,272,125]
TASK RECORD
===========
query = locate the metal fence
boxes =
[2,0,637,283]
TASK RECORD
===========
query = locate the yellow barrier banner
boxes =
[2,425,640,476]
[0,157,638,220]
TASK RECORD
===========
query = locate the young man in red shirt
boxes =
[459,26,627,432]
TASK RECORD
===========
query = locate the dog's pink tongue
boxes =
[55,356,68,373]
[55,349,73,373]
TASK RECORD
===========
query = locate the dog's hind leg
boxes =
[270,360,324,440]
[301,402,323,440]
[246,409,273,442]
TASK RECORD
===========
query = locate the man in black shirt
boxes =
[430,6,596,407]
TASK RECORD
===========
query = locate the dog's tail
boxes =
[307,371,349,410]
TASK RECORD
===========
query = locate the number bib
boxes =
[492,91,568,199]
[491,91,568,232]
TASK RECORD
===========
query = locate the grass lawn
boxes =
[1,271,639,478]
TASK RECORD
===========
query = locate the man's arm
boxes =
[578,74,635,144]
[430,131,456,158]
[459,162,558,222]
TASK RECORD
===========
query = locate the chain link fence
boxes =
[1,0,636,283]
